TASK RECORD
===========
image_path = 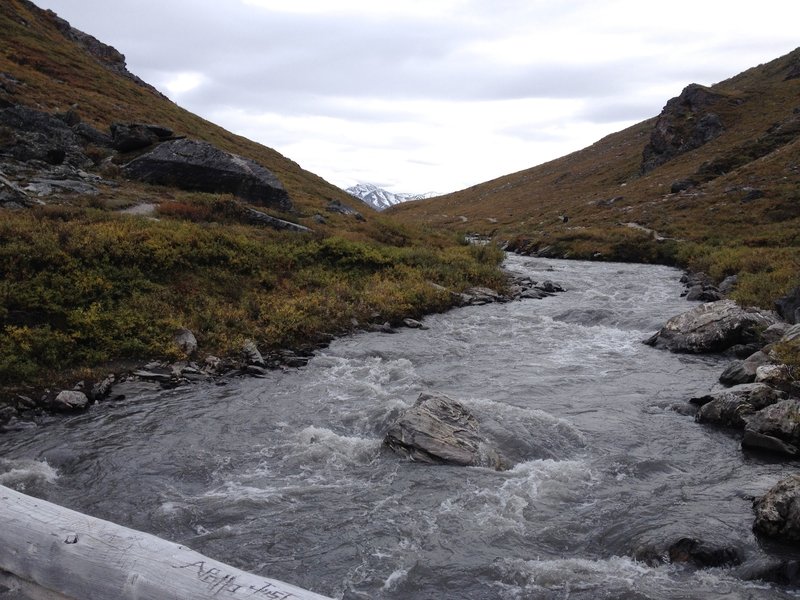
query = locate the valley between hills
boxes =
[0,0,796,419]
[3,1,800,597]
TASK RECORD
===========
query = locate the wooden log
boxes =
[0,485,333,600]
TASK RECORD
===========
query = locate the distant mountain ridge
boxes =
[345,183,438,211]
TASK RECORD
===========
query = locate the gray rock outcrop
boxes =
[110,123,173,152]
[753,474,800,541]
[0,104,90,167]
[644,299,778,353]
[384,392,509,470]
[641,84,726,173]
[124,139,292,211]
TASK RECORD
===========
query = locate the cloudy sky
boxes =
[37,1,799,195]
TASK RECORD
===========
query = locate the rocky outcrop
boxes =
[40,3,165,98]
[753,474,800,541]
[124,139,292,211]
[326,199,365,221]
[110,123,174,152]
[383,392,508,470]
[693,383,786,428]
[644,300,778,353]
[641,84,726,173]
[0,104,91,167]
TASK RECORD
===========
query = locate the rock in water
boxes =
[743,399,800,455]
[753,474,800,541]
[384,392,508,470]
[123,139,292,211]
[644,299,778,353]
[719,350,771,386]
[667,538,741,568]
[694,383,787,429]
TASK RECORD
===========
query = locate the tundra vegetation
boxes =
[0,1,505,393]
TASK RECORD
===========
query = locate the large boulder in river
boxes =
[753,474,800,541]
[641,84,725,174]
[644,299,778,353]
[384,392,509,470]
[123,139,292,211]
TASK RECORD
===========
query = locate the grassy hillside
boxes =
[0,0,505,391]
[391,49,800,308]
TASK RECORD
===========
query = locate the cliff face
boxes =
[39,1,166,98]
[640,84,727,174]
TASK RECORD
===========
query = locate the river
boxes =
[1,255,797,599]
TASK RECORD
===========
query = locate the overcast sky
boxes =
[36,1,799,194]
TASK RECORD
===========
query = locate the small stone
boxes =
[90,374,115,400]
[242,340,266,367]
[51,390,89,412]
[173,328,198,355]
[403,318,426,329]
[245,365,269,377]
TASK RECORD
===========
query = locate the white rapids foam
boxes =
[491,555,776,599]
[438,459,594,536]
[0,458,59,489]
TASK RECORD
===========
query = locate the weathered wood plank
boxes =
[0,485,332,600]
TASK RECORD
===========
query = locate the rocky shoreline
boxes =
[640,280,800,582]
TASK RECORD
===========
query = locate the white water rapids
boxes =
[1,255,797,599]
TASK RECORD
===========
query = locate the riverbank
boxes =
[0,268,563,432]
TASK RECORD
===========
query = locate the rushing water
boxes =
[1,256,798,599]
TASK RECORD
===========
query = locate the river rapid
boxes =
[1,255,797,599]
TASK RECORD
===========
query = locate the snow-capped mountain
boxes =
[345,183,438,211]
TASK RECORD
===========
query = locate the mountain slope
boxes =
[0,0,505,391]
[390,48,800,307]
[345,182,437,210]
